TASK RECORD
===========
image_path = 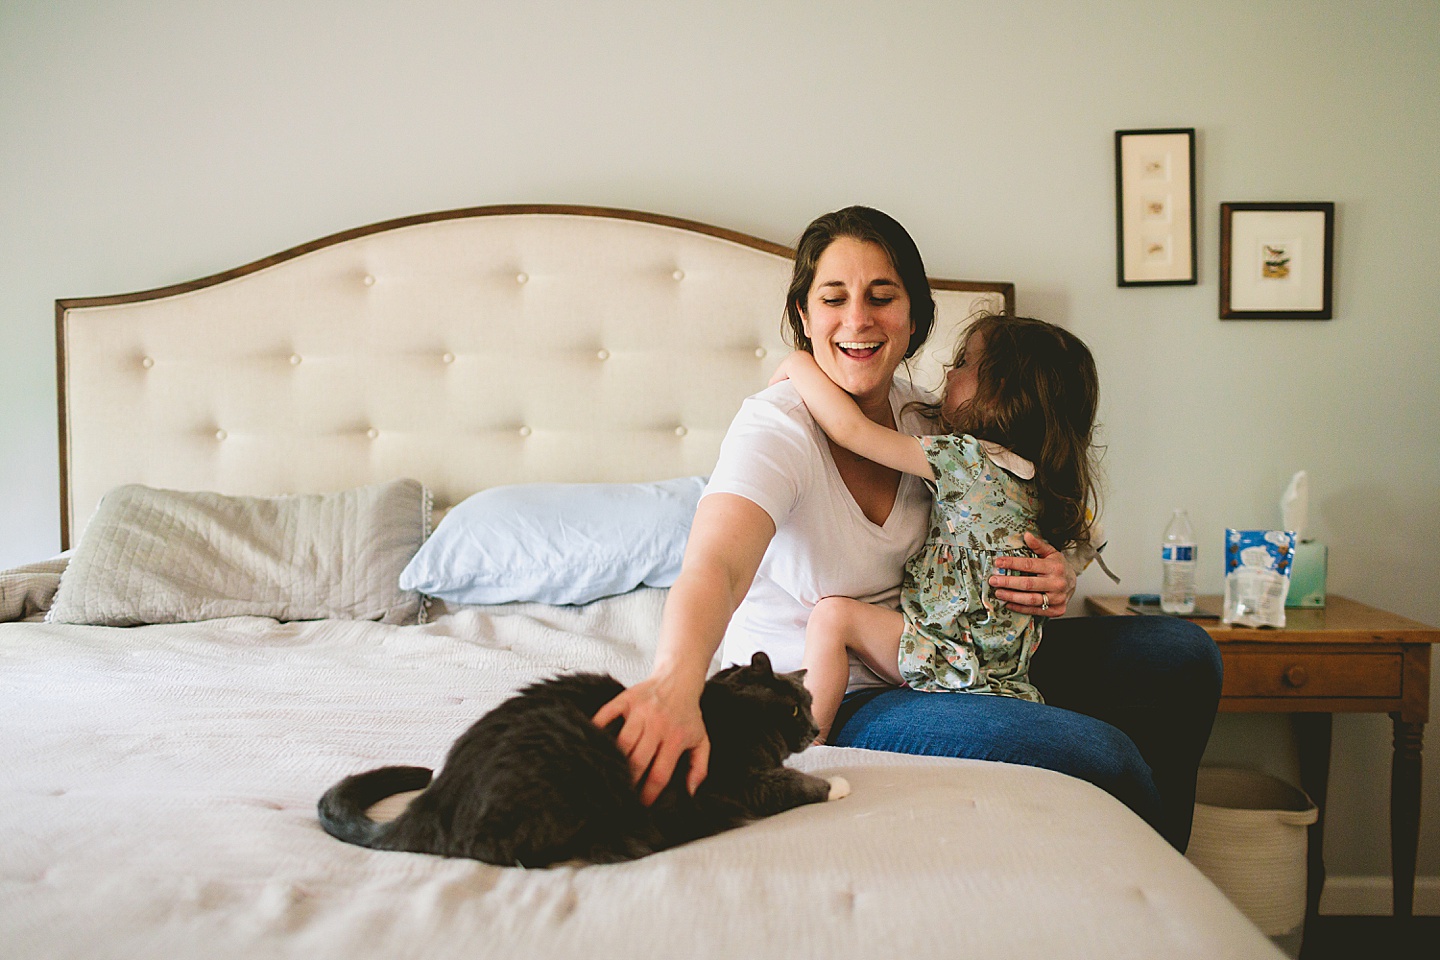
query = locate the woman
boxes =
[594,206,1221,851]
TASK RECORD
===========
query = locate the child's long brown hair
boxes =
[921,313,1101,550]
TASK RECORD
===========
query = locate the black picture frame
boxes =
[1220,202,1334,320]
[1115,128,1198,286]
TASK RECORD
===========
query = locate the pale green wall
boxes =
[3,0,1437,903]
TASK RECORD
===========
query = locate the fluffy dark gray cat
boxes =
[318,652,848,866]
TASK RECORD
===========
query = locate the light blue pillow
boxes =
[399,477,707,606]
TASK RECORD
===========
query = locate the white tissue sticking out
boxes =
[1280,471,1308,541]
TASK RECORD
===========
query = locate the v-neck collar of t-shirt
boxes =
[817,384,917,533]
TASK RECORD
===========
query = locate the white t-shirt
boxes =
[704,378,934,689]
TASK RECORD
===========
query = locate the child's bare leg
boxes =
[803,597,906,743]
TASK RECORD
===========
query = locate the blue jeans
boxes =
[829,615,1222,851]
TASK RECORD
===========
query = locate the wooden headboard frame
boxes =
[56,204,1014,548]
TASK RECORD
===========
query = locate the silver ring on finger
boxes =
[1040,593,1049,612]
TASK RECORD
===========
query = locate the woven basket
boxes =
[1185,767,1318,935]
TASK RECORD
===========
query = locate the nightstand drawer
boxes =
[1222,652,1403,698]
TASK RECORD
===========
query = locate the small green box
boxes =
[1286,540,1327,608]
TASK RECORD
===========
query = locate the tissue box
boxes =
[1286,540,1327,608]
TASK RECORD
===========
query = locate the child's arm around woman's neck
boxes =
[772,352,935,481]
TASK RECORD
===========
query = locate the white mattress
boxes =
[0,583,1281,960]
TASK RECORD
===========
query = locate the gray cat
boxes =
[318,652,849,866]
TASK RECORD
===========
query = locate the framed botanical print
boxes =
[1115,128,1197,286]
[1220,202,1334,320]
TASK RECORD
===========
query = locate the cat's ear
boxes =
[749,651,773,675]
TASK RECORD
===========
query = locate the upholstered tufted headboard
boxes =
[56,205,1013,547]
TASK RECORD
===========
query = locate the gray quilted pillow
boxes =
[47,480,430,626]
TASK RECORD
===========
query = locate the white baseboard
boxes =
[1319,875,1440,916]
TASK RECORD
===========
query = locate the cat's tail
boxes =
[317,765,433,849]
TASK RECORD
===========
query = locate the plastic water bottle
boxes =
[1161,510,1197,614]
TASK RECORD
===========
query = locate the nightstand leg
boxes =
[1295,712,1332,926]
[1390,715,1422,920]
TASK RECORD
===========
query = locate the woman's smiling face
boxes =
[801,237,914,415]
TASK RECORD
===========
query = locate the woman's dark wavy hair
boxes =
[926,313,1102,550]
[783,206,935,359]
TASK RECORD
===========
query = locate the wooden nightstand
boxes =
[1084,594,1439,921]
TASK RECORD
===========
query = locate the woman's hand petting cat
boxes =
[988,532,1076,617]
[593,674,711,806]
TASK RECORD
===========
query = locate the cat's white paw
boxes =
[826,776,851,801]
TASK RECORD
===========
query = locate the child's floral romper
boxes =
[897,433,1045,702]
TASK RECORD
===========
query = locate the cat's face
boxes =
[772,669,821,753]
[715,652,821,753]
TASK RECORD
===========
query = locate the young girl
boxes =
[772,313,1102,743]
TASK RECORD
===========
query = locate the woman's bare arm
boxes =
[773,352,933,480]
[592,493,776,804]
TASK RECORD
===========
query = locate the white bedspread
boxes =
[0,585,1281,960]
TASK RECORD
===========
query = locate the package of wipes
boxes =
[1223,529,1297,628]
